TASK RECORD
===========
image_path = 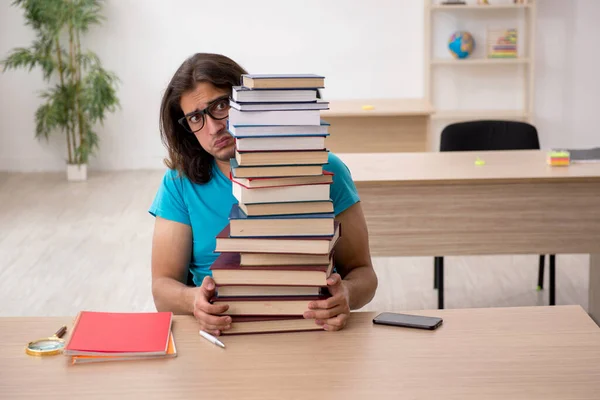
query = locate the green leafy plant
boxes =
[1,0,119,165]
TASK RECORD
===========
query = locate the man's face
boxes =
[179,81,235,162]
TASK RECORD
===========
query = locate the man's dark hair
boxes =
[159,53,247,184]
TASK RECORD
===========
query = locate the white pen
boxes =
[199,330,226,349]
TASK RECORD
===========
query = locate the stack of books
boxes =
[211,74,342,335]
[64,311,176,365]
[487,28,518,58]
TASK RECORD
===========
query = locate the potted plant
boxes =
[1,0,119,181]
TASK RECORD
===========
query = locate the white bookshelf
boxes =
[424,0,537,126]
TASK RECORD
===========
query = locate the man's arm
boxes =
[151,216,196,314]
[151,216,231,335]
[303,201,378,330]
[333,201,378,309]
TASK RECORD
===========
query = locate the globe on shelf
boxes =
[448,31,475,59]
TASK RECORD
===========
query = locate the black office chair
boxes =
[434,120,556,309]
[186,270,196,287]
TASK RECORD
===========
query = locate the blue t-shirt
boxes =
[149,152,360,286]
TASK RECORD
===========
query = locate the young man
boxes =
[150,53,377,335]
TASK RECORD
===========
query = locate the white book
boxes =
[228,122,329,137]
[232,182,331,204]
[228,108,321,126]
[230,100,329,112]
[235,136,327,151]
[232,86,318,103]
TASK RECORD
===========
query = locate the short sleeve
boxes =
[324,152,360,216]
[148,169,191,226]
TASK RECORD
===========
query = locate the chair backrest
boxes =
[440,120,540,152]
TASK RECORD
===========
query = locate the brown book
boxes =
[215,222,341,255]
[222,316,323,335]
[241,74,324,90]
[210,252,333,286]
[232,172,333,189]
[216,285,322,297]
[211,294,329,316]
[229,204,334,238]
[231,163,323,179]
[240,252,332,266]
[235,149,329,167]
[239,200,334,217]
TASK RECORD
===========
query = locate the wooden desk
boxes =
[2,306,600,399]
[338,150,600,322]
[321,99,433,153]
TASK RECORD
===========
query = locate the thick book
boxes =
[230,100,329,112]
[210,252,334,286]
[238,200,334,217]
[232,171,333,189]
[215,222,341,255]
[228,121,329,137]
[222,316,322,335]
[232,86,318,103]
[211,294,329,316]
[232,180,331,204]
[64,311,173,357]
[235,149,329,167]
[241,74,325,90]
[216,285,323,297]
[235,135,327,152]
[229,204,335,238]
[229,108,321,126]
[240,251,333,266]
[231,158,323,178]
[71,333,177,364]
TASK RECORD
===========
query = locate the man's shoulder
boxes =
[324,152,352,178]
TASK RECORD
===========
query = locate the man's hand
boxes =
[303,273,351,331]
[193,276,231,336]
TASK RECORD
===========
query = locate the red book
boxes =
[64,311,173,356]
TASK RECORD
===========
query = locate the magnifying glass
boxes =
[25,326,68,356]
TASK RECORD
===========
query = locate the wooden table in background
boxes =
[2,306,600,399]
[338,150,600,322]
[321,99,433,153]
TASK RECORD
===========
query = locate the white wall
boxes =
[0,0,598,171]
[0,0,423,171]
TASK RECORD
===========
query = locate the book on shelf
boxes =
[228,121,329,137]
[210,251,334,286]
[64,311,176,364]
[232,179,331,204]
[241,74,325,90]
[229,204,335,238]
[232,86,318,103]
[230,99,329,112]
[487,28,518,58]
[234,149,329,167]
[215,221,341,255]
[222,315,322,335]
[231,158,323,178]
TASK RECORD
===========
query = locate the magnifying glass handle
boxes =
[54,325,67,339]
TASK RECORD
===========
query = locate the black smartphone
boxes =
[373,312,443,330]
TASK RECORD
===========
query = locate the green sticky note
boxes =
[475,157,485,166]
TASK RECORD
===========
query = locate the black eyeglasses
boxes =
[178,95,231,133]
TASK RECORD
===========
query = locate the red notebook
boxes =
[64,311,173,356]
